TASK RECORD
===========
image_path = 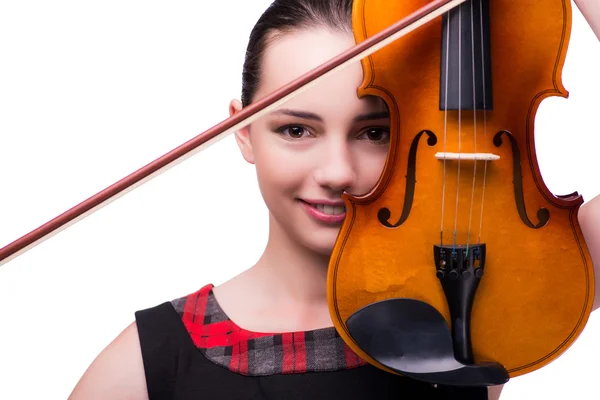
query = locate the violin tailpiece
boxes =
[345,243,509,387]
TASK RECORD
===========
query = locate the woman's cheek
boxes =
[355,149,388,193]
[257,145,311,185]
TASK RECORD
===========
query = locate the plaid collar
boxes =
[171,284,367,376]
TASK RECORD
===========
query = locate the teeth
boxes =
[313,204,345,215]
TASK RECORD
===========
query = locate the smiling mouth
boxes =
[300,199,346,215]
[307,203,346,215]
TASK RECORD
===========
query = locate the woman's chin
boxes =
[302,233,338,257]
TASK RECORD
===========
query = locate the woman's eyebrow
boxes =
[269,109,389,122]
[271,109,323,121]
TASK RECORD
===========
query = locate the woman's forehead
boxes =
[255,28,388,114]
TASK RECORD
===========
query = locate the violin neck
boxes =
[440,0,493,111]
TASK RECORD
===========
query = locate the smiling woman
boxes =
[68,0,491,399]
[0,0,598,399]
[61,0,600,398]
[231,35,392,255]
[240,101,391,234]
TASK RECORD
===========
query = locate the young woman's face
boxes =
[231,28,390,256]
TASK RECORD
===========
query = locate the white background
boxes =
[0,1,598,399]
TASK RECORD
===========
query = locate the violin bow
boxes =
[0,0,467,267]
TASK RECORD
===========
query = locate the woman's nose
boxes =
[312,139,357,192]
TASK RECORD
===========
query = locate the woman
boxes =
[68,0,600,399]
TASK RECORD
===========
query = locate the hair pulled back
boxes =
[241,0,354,107]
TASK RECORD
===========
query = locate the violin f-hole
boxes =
[377,129,437,228]
[493,130,550,229]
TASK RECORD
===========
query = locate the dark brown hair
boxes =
[241,0,354,107]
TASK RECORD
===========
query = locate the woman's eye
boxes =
[359,127,390,144]
[279,125,310,139]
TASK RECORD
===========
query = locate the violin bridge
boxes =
[435,152,500,161]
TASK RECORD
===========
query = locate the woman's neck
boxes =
[213,214,335,332]
[253,215,331,304]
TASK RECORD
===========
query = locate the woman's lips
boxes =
[299,200,346,223]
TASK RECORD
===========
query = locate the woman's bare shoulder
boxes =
[68,321,149,400]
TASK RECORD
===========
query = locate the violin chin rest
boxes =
[346,298,509,387]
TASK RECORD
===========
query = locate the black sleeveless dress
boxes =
[135,284,488,399]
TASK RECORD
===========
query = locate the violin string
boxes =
[440,9,451,248]
[477,0,488,244]
[452,3,463,250]
[466,0,478,253]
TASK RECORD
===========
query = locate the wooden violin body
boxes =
[328,0,594,384]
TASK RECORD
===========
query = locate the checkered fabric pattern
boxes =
[171,284,367,376]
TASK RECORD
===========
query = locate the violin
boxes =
[0,0,594,389]
[327,0,595,386]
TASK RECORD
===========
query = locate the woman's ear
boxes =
[230,99,255,164]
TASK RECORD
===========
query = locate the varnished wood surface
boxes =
[328,0,595,379]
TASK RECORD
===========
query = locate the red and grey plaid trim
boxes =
[171,284,367,376]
